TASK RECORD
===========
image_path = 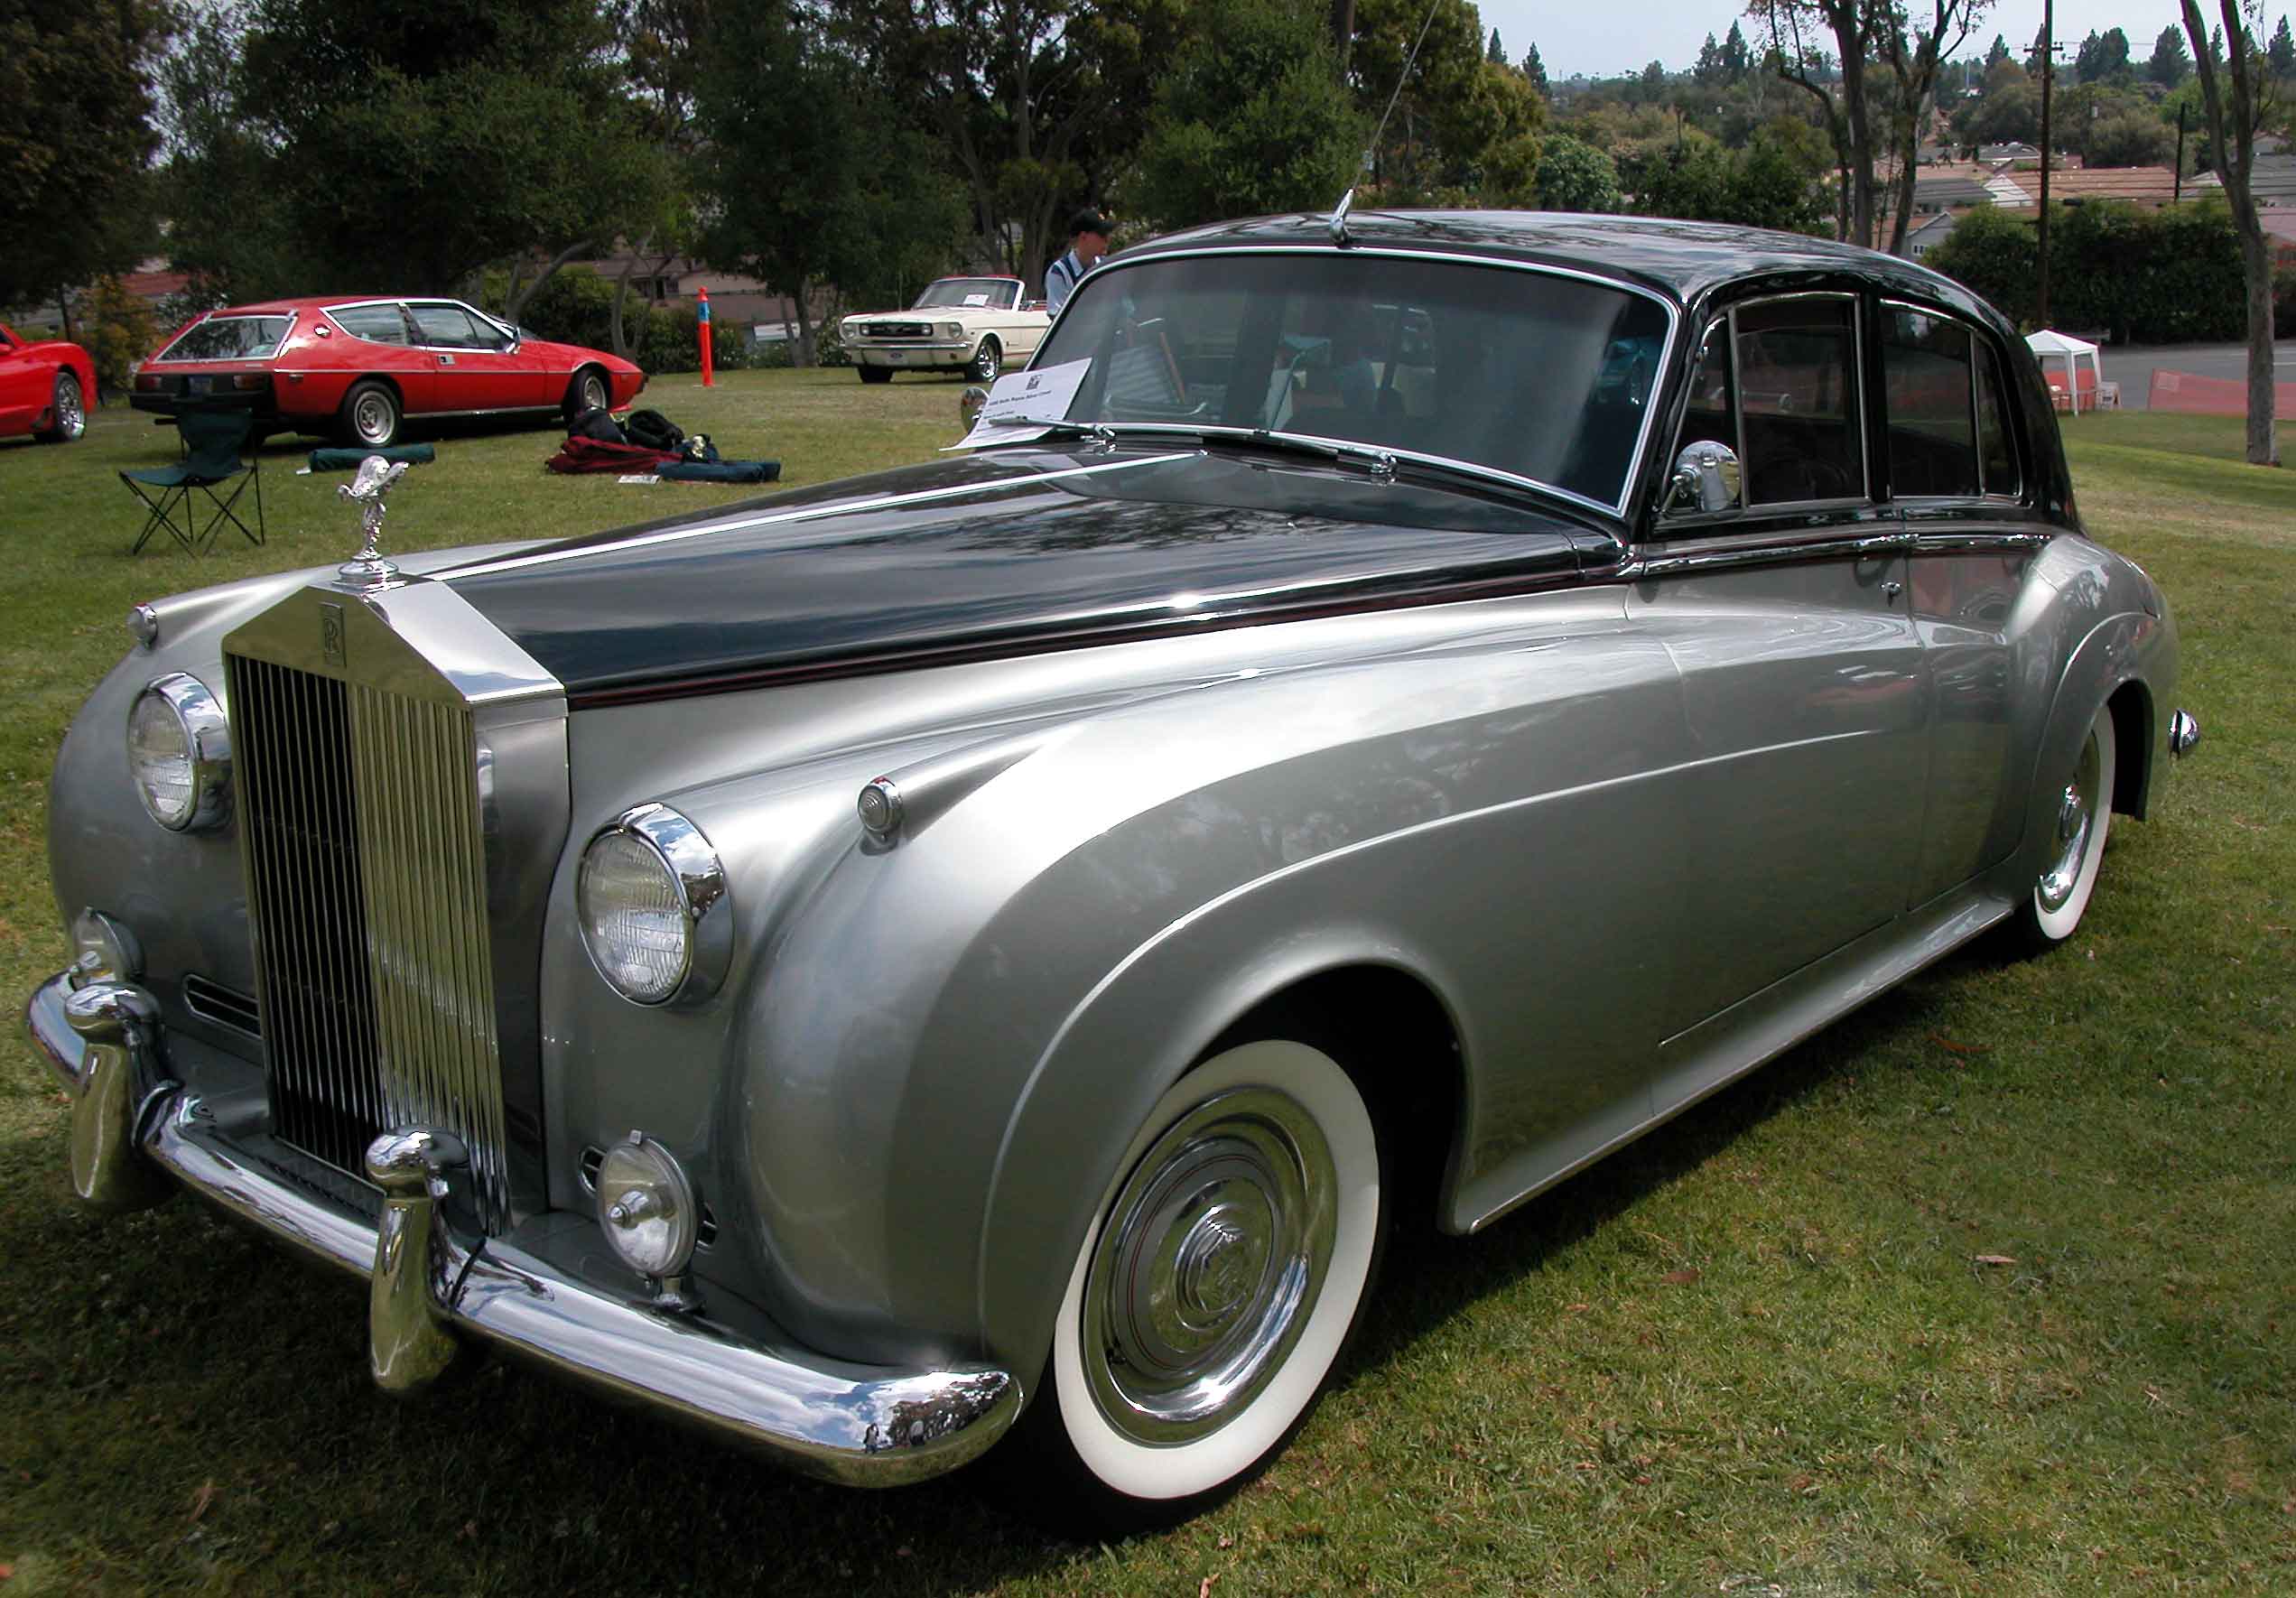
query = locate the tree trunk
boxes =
[2239,226,2280,466]
[505,241,592,327]
[791,280,817,368]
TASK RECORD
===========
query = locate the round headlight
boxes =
[942,321,963,338]
[126,673,230,832]
[576,804,730,1007]
[595,1131,699,1281]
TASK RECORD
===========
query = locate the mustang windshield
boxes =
[916,278,1018,311]
[1036,254,1669,508]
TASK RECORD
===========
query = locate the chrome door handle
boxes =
[1882,580,1903,600]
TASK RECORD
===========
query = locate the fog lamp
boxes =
[126,673,231,832]
[595,1131,699,1284]
[70,908,143,988]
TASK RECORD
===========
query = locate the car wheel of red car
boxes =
[339,380,401,449]
[566,366,610,418]
[35,372,86,443]
[856,366,893,385]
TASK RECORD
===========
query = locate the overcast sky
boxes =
[1474,0,2274,80]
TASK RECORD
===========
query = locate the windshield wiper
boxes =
[966,417,1119,447]
[1189,427,1399,479]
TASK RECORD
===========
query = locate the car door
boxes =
[1628,292,1929,1072]
[406,301,545,412]
[320,301,432,416]
[1882,304,2049,906]
[0,326,41,432]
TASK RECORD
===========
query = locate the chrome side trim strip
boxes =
[1624,531,1915,581]
[26,972,1022,1488]
[441,451,1195,581]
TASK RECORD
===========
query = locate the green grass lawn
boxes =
[1,394,2290,1594]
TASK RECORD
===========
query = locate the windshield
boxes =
[1033,253,1671,509]
[157,315,293,361]
[916,278,1018,311]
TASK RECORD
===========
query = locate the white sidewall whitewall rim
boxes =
[1051,1039,1380,1501]
[2032,709,2115,941]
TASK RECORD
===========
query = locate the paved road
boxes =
[2091,339,2296,410]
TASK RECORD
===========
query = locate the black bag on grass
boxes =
[569,405,625,443]
[625,408,686,451]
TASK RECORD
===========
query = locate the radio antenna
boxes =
[1330,0,1443,247]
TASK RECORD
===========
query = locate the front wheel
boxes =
[1023,1036,1385,1531]
[968,338,1002,384]
[35,371,85,442]
[337,379,402,448]
[565,365,610,418]
[856,365,893,385]
[2013,704,2117,946]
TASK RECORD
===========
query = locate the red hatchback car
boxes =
[0,321,96,443]
[131,295,646,447]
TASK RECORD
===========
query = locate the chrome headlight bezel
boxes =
[575,803,730,1007]
[126,672,231,832]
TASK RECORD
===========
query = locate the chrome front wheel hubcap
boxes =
[1083,1086,1334,1447]
[2038,733,2101,912]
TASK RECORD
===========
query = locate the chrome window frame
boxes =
[322,300,416,348]
[1038,246,1682,521]
[404,300,517,355]
[1727,290,1869,512]
[152,313,296,364]
[1877,299,1985,504]
[1874,299,2027,507]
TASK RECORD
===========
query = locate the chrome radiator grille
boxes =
[229,655,512,1232]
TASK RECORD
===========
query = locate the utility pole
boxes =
[2174,103,2188,202]
[2037,0,2057,328]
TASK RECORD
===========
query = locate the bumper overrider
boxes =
[25,970,1020,1486]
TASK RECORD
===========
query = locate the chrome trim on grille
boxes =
[223,579,568,1233]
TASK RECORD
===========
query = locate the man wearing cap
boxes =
[1044,209,1112,313]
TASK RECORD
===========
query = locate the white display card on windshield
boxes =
[952,358,1092,449]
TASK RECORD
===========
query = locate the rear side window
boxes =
[1882,309,1978,497]
[1974,340,2022,498]
[330,304,409,345]
[157,316,293,361]
[1736,297,1863,506]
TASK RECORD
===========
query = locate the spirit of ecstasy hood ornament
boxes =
[337,454,410,584]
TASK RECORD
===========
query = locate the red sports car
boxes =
[0,321,95,443]
[131,295,646,448]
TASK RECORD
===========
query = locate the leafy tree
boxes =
[2271,14,2296,74]
[1928,206,2038,324]
[1874,0,1992,255]
[82,275,159,397]
[1352,0,1544,203]
[1522,41,1548,92]
[0,0,170,312]
[1964,63,2040,144]
[2075,26,2133,84]
[1724,22,1755,78]
[1622,125,1826,234]
[694,2,965,364]
[1985,32,2011,67]
[1696,32,1728,85]
[219,0,665,296]
[1487,27,1505,64]
[2150,23,2194,85]
[1133,0,1363,227]
[155,2,306,306]
[2087,107,2175,165]
[1535,132,1622,211]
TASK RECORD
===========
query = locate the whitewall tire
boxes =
[1039,1037,1384,1518]
[2020,704,2116,944]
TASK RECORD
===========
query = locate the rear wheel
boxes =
[337,379,401,448]
[2013,704,2116,946]
[35,371,85,442]
[857,365,893,385]
[1016,1036,1386,1532]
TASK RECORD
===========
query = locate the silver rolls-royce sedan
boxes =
[29,209,2196,1530]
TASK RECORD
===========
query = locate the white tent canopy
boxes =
[2027,329,2105,413]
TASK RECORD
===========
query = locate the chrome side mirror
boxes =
[960,385,989,431]
[1667,440,1742,515]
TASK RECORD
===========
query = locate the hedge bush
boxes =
[1926,198,2248,344]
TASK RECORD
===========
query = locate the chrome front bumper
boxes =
[25,972,1019,1487]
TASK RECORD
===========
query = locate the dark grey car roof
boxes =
[1122,209,2002,323]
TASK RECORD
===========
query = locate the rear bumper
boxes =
[25,971,1019,1486]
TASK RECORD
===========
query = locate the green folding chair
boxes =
[120,403,266,554]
